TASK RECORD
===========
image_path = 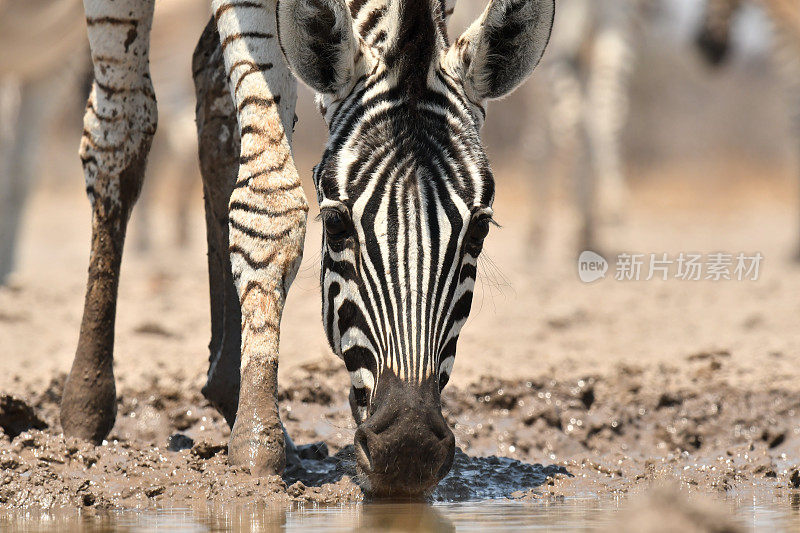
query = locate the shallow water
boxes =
[3,492,800,532]
[0,501,621,532]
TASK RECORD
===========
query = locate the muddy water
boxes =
[2,491,800,531]
[1,501,620,532]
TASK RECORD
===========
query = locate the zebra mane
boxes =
[350,0,448,100]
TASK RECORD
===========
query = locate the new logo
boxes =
[578,251,608,283]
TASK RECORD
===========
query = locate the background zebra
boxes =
[0,0,209,288]
[59,0,555,497]
[0,0,87,285]
[696,0,800,257]
[523,0,648,256]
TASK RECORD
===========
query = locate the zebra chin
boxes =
[349,369,455,498]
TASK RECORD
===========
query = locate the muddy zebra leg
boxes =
[60,0,158,443]
[212,0,308,475]
[192,20,242,428]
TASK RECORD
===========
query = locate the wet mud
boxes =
[1,356,800,513]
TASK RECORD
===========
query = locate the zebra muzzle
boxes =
[352,373,455,497]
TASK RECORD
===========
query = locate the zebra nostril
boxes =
[354,429,373,472]
[428,411,450,441]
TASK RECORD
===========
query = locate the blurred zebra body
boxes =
[526,0,644,255]
[0,0,87,284]
[0,0,204,286]
[697,0,800,256]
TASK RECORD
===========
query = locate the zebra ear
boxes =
[277,0,360,94]
[451,0,554,100]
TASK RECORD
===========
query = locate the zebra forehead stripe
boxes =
[316,0,495,395]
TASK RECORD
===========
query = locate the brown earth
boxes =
[3,158,800,517]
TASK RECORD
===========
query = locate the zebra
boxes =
[0,0,211,286]
[524,0,645,255]
[696,0,800,257]
[0,0,88,285]
[58,0,555,496]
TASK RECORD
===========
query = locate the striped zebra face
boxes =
[279,0,553,496]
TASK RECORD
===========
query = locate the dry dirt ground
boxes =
[1,145,800,529]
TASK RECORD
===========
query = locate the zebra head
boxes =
[278,0,553,495]
[695,0,742,66]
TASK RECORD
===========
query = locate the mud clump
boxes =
[0,429,363,510]
[191,439,226,459]
[0,395,47,438]
[166,433,193,452]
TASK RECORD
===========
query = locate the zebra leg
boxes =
[790,69,800,261]
[0,76,61,284]
[586,0,634,227]
[774,25,800,260]
[212,0,308,475]
[576,116,598,254]
[587,19,633,222]
[60,0,158,444]
[192,19,242,428]
[543,60,584,253]
[520,76,555,257]
[0,79,22,285]
[795,100,800,261]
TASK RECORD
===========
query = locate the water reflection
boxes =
[356,503,455,532]
[3,491,800,532]
[182,502,457,531]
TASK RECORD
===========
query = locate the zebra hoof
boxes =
[201,373,239,429]
[227,409,285,476]
[60,360,117,445]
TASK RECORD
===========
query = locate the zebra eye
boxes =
[467,216,491,248]
[323,210,350,241]
[438,372,450,392]
[472,218,490,240]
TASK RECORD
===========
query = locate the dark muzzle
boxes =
[353,374,455,497]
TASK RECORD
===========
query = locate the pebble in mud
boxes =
[789,470,800,489]
[167,433,194,452]
[191,439,226,459]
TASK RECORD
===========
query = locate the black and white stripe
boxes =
[311,0,495,418]
[273,0,552,424]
